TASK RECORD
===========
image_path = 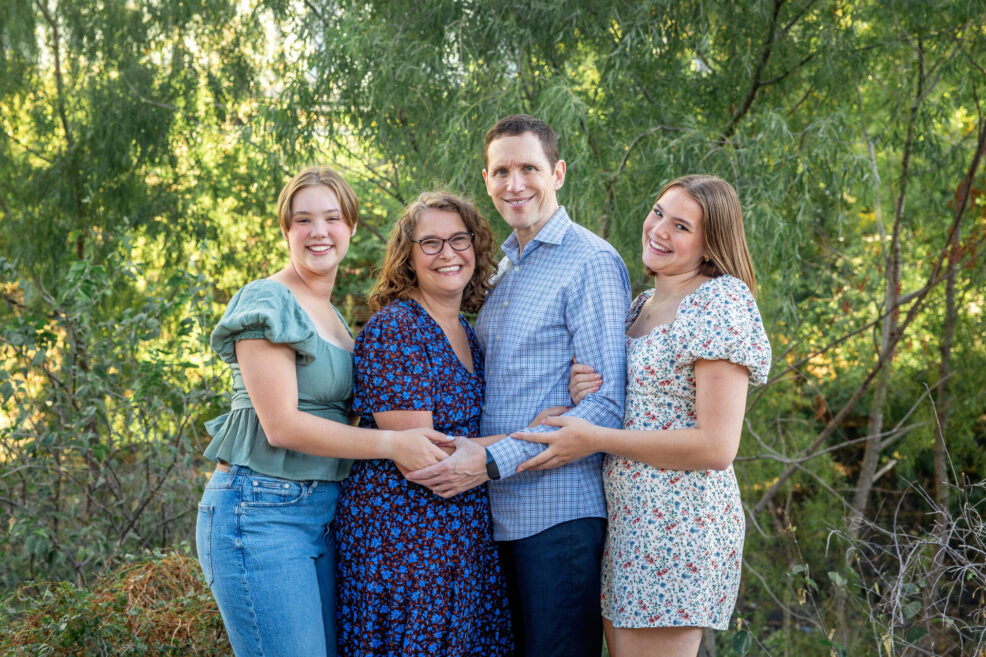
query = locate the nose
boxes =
[651,215,671,237]
[506,170,524,192]
[310,218,329,236]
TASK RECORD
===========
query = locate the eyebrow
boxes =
[654,202,694,229]
[493,160,540,170]
[292,207,342,216]
[416,230,470,240]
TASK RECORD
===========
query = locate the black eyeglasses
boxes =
[411,231,475,255]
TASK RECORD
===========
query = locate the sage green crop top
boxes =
[203,279,353,481]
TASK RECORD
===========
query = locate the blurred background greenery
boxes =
[2,1,985,655]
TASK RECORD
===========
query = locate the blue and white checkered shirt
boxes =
[477,207,631,541]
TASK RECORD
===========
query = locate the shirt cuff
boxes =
[486,424,555,478]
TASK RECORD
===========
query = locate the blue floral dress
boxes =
[601,275,771,630]
[334,299,512,657]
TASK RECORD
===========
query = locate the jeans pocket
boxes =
[195,504,215,586]
[242,476,306,507]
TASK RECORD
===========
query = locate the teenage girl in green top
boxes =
[195,167,450,657]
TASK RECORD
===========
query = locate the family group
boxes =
[194,114,772,657]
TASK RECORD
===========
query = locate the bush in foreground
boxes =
[1,548,228,656]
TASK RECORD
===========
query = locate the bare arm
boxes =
[236,338,449,471]
[515,359,749,472]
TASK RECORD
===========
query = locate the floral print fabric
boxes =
[601,275,771,630]
[335,299,512,657]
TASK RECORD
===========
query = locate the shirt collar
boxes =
[500,206,571,263]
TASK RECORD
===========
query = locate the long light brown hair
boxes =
[647,175,757,296]
[368,192,497,313]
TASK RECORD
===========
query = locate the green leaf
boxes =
[905,625,928,643]
[903,600,922,622]
[732,630,752,655]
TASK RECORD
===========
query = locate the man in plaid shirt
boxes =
[409,114,631,656]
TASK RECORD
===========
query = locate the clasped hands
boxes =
[404,404,574,498]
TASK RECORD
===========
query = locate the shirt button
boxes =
[496,335,501,340]
[503,301,509,307]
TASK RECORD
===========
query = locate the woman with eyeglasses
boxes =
[334,192,565,656]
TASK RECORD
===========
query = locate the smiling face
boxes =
[410,208,476,303]
[483,131,566,248]
[642,186,706,278]
[283,185,355,277]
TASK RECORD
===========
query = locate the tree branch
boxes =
[752,113,986,516]
[34,0,73,150]
[719,0,787,143]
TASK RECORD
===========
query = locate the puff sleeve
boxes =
[352,303,434,415]
[676,276,771,385]
[209,280,320,365]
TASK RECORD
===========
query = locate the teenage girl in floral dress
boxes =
[514,175,771,657]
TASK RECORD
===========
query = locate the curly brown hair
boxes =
[368,192,498,314]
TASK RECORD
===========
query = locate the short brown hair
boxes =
[276,166,359,234]
[647,175,757,296]
[368,192,497,314]
[484,114,560,168]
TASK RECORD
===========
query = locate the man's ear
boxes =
[553,160,567,190]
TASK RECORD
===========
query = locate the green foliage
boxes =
[1,1,985,655]
[0,250,223,589]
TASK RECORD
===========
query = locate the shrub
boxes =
[1,547,229,656]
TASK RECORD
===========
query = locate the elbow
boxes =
[705,437,740,471]
[265,430,289,449]
[261,419,293,449]
[707,455,735,471]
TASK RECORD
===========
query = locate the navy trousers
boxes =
[497,517,606,657]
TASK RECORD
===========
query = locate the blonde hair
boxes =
[368,192,497,314]
[276,166,359,234]
[647,175,757,296]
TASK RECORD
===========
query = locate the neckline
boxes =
[627,277,718,340]
[404,298,478,377]
[262,279,354,354]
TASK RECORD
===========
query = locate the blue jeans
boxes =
[497,517,606,657]
[196,464,340,657]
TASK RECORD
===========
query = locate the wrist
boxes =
[379,429,397,460]
[484,448,501,480]
[589,425,606,454]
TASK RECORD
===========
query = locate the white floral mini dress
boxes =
[600,275,771,629]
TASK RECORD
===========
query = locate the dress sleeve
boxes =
[352,305,433,415]
[678,276,772,385]
[209,281,320,365]
[626,289,653,332]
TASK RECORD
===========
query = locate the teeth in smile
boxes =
[649,240,670,253]
[437,266,462,273]
[506,198,530,206]
[308,245,332,252]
